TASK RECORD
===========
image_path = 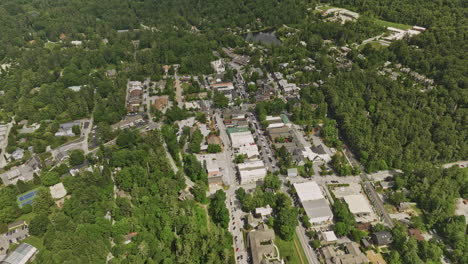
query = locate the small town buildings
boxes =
[111,115,145,130]
[379,181,394,189]
[301,145,331,163]
[320,231,338,244]
[237,160,267,184]
[0,157,41,185]
[211,82,234,92]
[0,243,37,264]
[247,224,282,264]
[11,148,25,161]
[0,221,31,262]
[294,182,333,226]
[343,194,376,223]
[211,59,225,74]
[229,131,255,148]
[371,231,393,247]
[255,205,273,218]
[321,242,368,264]
[267,126,291,142]
[55,121,81,137]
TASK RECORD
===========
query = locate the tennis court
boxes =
[17,189,39,208]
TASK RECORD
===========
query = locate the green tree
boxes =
[213,91,229,108]
[30,214,50,236]
[69,150,85,166]
[263,173,281,191]
[207,144,222,153]
[209,190,229,228]
[41,171,60,187]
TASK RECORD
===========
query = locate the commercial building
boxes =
[255,205,273,218]
[111,115,145,130]
[294,182,333,225]
[229,131,255,148]
[237,160,267,184]
[343,194,376,223]
[320,231,338,244]
[55,121,81,137]
[211,82,234,92]
[237,144,260,159]
[196,154,223,186]
[247,224,282,264]
[0,243,37,264]
[321,242,368,264]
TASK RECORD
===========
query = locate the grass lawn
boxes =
[22,236,45,251]
[44,42,60,50]
[316,5,338,12]
[371,18,412,30]
[194,205,208,232]
[275,233,307,264]
[16,212,36,223]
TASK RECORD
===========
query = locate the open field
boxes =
[371,18,412,30]
[275,233,308,264]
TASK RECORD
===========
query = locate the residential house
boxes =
[371,231,393,247]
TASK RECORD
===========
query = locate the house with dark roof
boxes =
[371,231,393,246]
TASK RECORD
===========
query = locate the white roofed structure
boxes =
[237,161,267,184]
[230,131,255,148]
[294,181,324,202]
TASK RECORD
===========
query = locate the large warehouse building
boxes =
[293,181,333,226]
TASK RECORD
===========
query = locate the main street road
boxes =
[296,225,320,264]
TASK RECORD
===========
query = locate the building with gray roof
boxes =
[0,243,37,264]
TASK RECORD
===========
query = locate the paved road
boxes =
[442,160,468,169]
[214,112,237,186]
[174,73,183,108]
[0,122,13,168]
[296,225,320,264]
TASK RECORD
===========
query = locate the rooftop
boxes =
[1,243,37,264]
[294,181,324,202]
[302,198,333,224]
[343,194,373,215]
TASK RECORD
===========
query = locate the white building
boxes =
[343,194,376,223]
[294,182,333,225]
[230,131,255,148]
[238,144,260,159]
[211,59,225,74]
[302,145,331,163]
[255,205,273,218]
[237,160,267,184]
